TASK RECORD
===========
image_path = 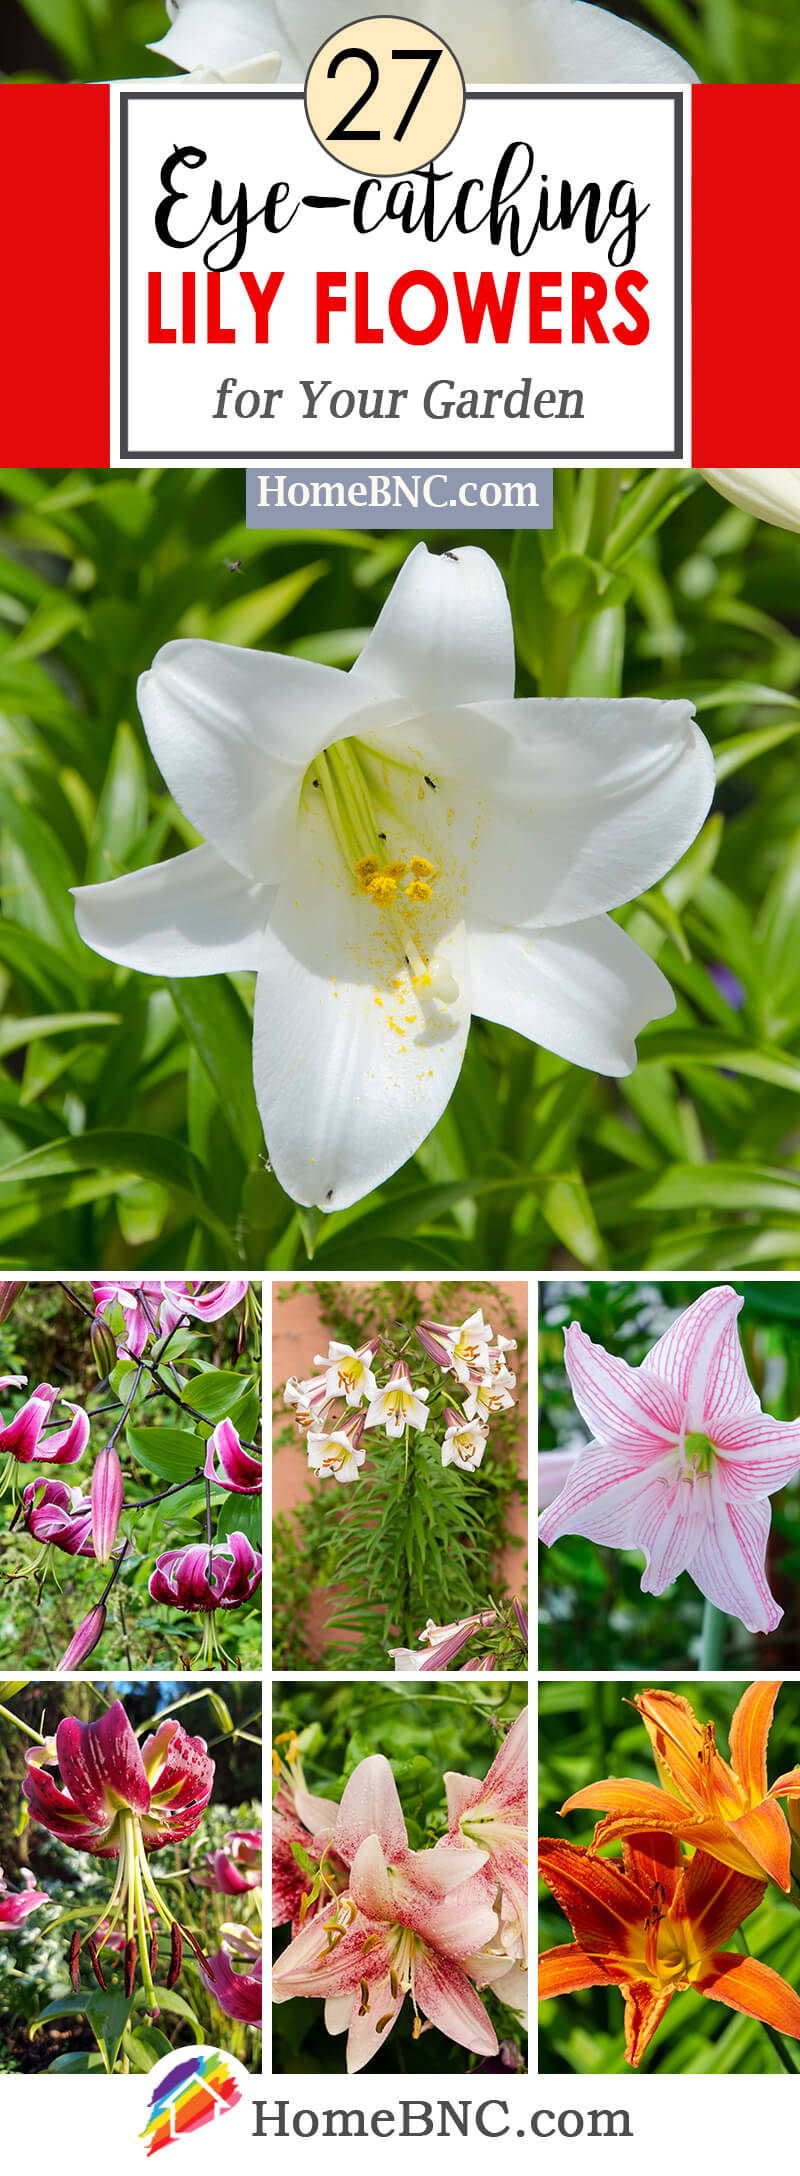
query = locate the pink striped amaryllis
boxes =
[23,1699,214,2010]
[203,1417,262,1494]
[0,1381,89,1470]
[444,1708,528,1969]
[204,1830,262,1895]
[21,1477,97,1557]
[272,1752,499,2072]
[0,1865,50,1927]
[538,1286,800,1635]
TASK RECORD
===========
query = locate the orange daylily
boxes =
[560,1682,800,1892]
[539,1832,800,2066]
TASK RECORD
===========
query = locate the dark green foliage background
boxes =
[538,1677,800,2074]
[272,1679,526,2074]
[0,469,799,1268]
[538,1278,800,1671]
[272,1279,527,1667]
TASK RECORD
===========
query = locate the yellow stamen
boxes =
[355,855,380,891]
[410,856,435,879]
[369,874,398,907]
[405,880,433,903]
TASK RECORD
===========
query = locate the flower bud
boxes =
[91,1446,124,1563]
[57,1605,107,1670]
[90,1314,118,1379]
[0,1281,26,1325]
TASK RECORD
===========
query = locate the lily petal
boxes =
[74,843,274,975]
[641,1284,755,1432]
[467,912,675,1074]
[696,1950,800,2039]
[334,1754,408,1868]
[150,0,289,71]
[352,543,515,711]
[563,1324,684,1452]
[688,1483,781,1634]
[413,1948,497,2059]
[538,1942,615,1999]
[728,1680,780,1802]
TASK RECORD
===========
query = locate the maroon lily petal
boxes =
[55,1701,151,1823]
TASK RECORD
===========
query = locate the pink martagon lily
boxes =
[204,1417,262,1495]
[22,1478,97,1557]
[538,1285,800,1634]
[203,1931,263,2026]
[149,1532,262,1611]
[205,1829,262,1895]
[272,1752,499,2072]
[0,1382,89,1468]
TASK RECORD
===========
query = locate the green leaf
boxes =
[6,592,87,661]
[166,977,263,1170]
[215,1490,262,1548]
[206,563,328,645]
[184,1368,256,1421]
[0,1133,234,1254]
[127,1424,203,1484]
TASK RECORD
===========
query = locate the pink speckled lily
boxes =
[538,1286,800,1635]
[272,1751,498,2072]
[24,1698,214,2008]
[365,1361,429,1440]
[0,1382,89,1496]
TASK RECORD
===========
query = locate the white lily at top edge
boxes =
[73,542,715,1214]
[145,0,697,85]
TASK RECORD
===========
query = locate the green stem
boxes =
[698,1599,727,1670]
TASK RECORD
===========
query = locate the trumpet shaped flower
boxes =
[204,1417,262,1494]
[149,0,697,85]
[315,1340,380,1408]
[442,1410,488,1472]
[390,1610,499,1673]
[284,1373,328,1430]
[417,1308,495,1383]
[1,1382,89,1470]
[73,545,714,1213]
[703,471,800,534]
[272,1752,497,2071]
[91,1279,165,1358]
[463,1371,516,1424]
[538,1285,800,1633]
[539,1832,800,2066]
[307,1406,366,1483]
[560,1682,800,1893]
[365,1361,429,1439]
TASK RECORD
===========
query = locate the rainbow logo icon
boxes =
[140,2049,242,2155]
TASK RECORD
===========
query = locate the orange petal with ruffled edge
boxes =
[696,1951,800,2038]
[538,1839,642,1961]
[728,1680,780,1800]
[561,1776,692,1829]
[768,1766,800,1800]
[728,1798,791,1891]
[538,1944,616,1999]
[676,1848,766,1948]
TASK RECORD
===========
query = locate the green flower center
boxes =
[684,1431,715,1474]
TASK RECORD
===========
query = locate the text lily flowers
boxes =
[74,545,714,1212]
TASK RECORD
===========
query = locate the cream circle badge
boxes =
[305,15,466,178]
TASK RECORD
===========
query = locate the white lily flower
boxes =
[72,543,714,1214]
[463,1372,517,1423]
[442,1410,489,1471]
[313,1340,380,1407]
[306,1417,366,1482]
[364,1360,430,1438]
[284,1373,328,1429]
[703,471,800,536]
[150,0,697,84]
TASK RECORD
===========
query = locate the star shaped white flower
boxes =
[73,544,714,1213]
[150,0,697,84]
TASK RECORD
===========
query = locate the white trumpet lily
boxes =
[703,471,800,536]
[73,544,714,1214]
[150,0,697,84]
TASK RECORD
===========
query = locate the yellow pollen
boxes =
[369,874,398,907]
[410,856,435,879]
[382,860,407,881]
[355,856,380,891]
[405,880,433,903]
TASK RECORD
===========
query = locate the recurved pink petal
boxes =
[712,1412,800,1494]
[0,1385,57,1460]
[348,1834,394,1920]
[564,1323,683,1451]
[538,1444,677,1552]
[34,1402,90,1465]
[334,1754,408,1868]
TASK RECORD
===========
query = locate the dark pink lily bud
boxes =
[57,1604,107,1670]
[91,1445,124,1563]
[0,1281,26,1324]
